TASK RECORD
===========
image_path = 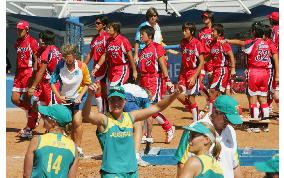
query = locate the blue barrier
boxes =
[6,77,16,108]
[142,148,278,166]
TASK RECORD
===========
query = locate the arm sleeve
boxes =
[231,128,240,168]
[174,130,191,164]
[269,42,278,54]
[222,43,232,54]
[197,41,206,54]
[242,39,254,55]
[31,39,40,54]
[81,63,92,86]
[50,62,61,84]
[156,44,166,58]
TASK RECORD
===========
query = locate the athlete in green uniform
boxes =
[178,122,223,178]
[82,84,182,178]
[23,104,79,178]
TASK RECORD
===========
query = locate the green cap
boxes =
[183,122,215,142]
[38,104,72,127]
[214,95,243,125]
[254,154,279,173]
[108,85,126,100]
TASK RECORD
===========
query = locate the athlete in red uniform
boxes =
[95,22,137,87]
[28,30,62,105]
[138,25,175,143]
[12,20,39,138]
[178,22,205,122]
[208,24,236,114]
[85,16,109,113]
[223,22,279,120]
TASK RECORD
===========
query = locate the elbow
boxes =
[23,172,31,178]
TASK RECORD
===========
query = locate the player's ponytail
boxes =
[212,138,221,160]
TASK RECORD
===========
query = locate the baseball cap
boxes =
[38,104,72,127]
[16,20,29,30]
[108,85,126,99]
[254,154,279,173]
[214,95,243,125]
[201,12,209,18]
[268,12,279,22]
[183,122,215,142]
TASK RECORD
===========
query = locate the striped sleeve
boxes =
[50,60,64,84]
[81,63,92,86]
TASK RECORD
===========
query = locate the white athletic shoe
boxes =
[18,127,33,139]
[77,147,84,158]
[136,153,150,167]
[141,135,154,144]
[165,126,175,144]
[269,105,273,114]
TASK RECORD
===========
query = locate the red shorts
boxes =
[34,80,60,105]
[140,75,163,103]
[210,67,230,92]
[246,68,269,96]
[108,65,129,87]
[12,68,33,93]
[178,69,199,95]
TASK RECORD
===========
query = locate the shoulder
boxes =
[56,60,65,69]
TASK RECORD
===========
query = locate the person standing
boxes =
[50,44,92,157]
[84,15,109,113]
[12,20,40,139]
[23,104,78,178]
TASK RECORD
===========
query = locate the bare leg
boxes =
[72,110,83,148]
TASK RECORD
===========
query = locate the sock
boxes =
[95,93,103,113]
[152,113,172,132]
[250,104,259,119]
[260,103,269,119]
[190,103,199,122]
[209,99,215,115]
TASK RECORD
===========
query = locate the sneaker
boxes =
[165,126,175,144]
[77,147,84,158]
[263,128,269,132]
[18,127,33,139]
[136,153,150,167]
[248,128,261,133]
[141,135,154,144]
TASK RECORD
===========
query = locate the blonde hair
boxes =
[200,122,222,160]
[61,44,77,57]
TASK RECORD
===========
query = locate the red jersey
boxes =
[243,38,277,69]
[106,34,132,67]
[90,31,109,76]
[15,34,39,70]
[271,25,279,50]
[180,37,205,71]
[210,38,232,68]
[139,42,166,74]
[38,45,62,80]
[198,27,213,56]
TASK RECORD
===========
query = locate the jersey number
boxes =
[256,49,269,62]
[47,153,62,174]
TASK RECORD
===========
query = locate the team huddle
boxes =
[11,6,279,178]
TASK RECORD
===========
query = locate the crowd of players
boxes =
[10,6,279,178]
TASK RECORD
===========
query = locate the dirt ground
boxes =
[6,94,279,178]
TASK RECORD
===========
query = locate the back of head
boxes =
[40,30,55,45]
[201,10,214,23]
[146,7,159,21]
[61,44,77,57]
[251,21,264,38]
[182,22,196,36]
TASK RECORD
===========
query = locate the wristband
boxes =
[95,64,101,70]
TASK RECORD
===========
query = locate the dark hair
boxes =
[182,22,196,36]
[140,25,155,40]
[201,10,214,23]
[251,21,264,38]
[269,19,278,26]
[39,30,55,45]
[96,15,109,27]
[212,24,224,37]
[263,25,272,38]
[146,7,159,21]
[108,22,121,34]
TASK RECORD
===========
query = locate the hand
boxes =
[74,97,82,104]
[88,83,99,95]
[166,78,174,94]
[173,84,183,94]
[274,76,279,83]
[132,70,138,81]
[91,69,97,77]
[27,87,35,97]
[59,96,67,104]
[187,77,196,88]
[219,39,226,44]
[230,68,236,79]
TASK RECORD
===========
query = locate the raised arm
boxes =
[131,86,181,122]
[225,39,245,47]
[82,84,106,129]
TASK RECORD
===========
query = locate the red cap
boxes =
[202,12,209,17]
[268,12,279,22]
[16,20,29,30]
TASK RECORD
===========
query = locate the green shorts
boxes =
[101,170,138,178]
[174,129,191,164]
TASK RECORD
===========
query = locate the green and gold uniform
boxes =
[97,112,138,178]
[31,133,76,178]
[195,155,224,178]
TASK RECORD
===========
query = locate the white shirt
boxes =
[122,83,148,98]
